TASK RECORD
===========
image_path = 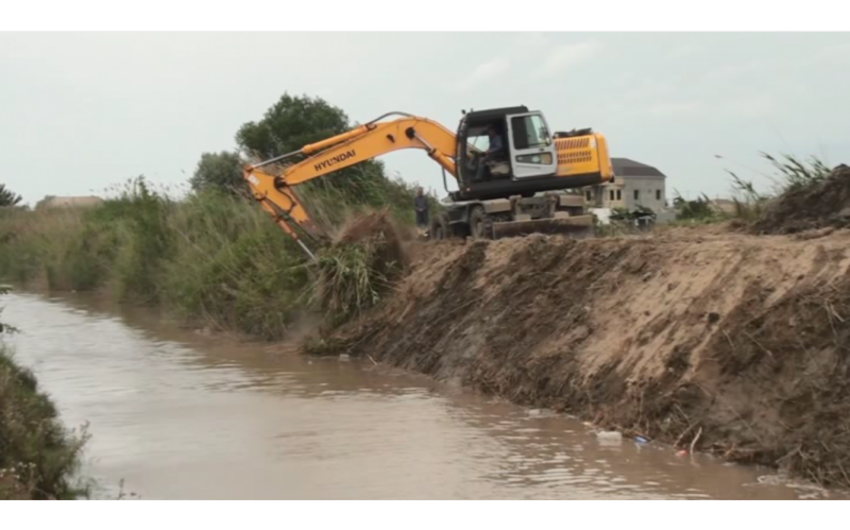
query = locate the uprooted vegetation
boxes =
[313,212,409,326]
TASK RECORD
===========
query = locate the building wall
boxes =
[584,176,667,211]
[623,176,666,211]
[585,180,625,209]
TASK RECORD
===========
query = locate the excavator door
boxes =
[506,112,558,179]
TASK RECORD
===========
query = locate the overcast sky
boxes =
[2,32,849,205]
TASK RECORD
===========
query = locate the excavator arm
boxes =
[244,112,458,258]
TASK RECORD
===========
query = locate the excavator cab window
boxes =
[511,114,549,150]
[466,125,492,158]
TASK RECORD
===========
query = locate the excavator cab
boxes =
[455,106,559,200]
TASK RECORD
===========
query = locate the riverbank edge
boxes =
[305,232,850,491]
[0,343,89,500]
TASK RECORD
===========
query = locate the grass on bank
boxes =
[0,170,423,338]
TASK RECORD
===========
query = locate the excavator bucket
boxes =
[491,214,594,240]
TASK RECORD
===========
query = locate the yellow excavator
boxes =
[244,106,614,258]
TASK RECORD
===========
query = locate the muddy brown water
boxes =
[3,292,843,500]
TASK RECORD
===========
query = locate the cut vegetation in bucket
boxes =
[313,211,408,326]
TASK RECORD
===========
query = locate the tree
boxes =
[189,151,244,194]
[191,95,364,195]
[35,195,56,210]
[236,93,351,160]
[234,93,390,203]
[0,184,22,207]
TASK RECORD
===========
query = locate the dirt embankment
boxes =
[318,228,850,487]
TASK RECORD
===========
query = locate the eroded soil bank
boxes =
[317,228,850,487]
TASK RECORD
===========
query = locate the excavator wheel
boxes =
[469,206,494,240]
[430,213,451,240]
[451,222,471,239]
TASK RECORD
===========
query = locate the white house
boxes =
[584,158,667,212]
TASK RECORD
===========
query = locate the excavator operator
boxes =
[475,124,507,182]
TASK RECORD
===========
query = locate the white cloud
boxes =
[535,41,599,79]
[446,57,510,92]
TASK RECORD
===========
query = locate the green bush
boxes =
[673,192,724,223]
[161,191,311,338]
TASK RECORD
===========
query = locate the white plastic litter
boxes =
[596,430,623,444]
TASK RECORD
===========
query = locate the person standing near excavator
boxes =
[414,186,429,237]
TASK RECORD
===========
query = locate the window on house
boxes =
[586,191,592,201]
[634,190,640,201]
[656,190,661,201]
[609,189,614,201]
[616,189,622,201]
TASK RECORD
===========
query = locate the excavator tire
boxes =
[470,206,494,240]
[430,212,451,240]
